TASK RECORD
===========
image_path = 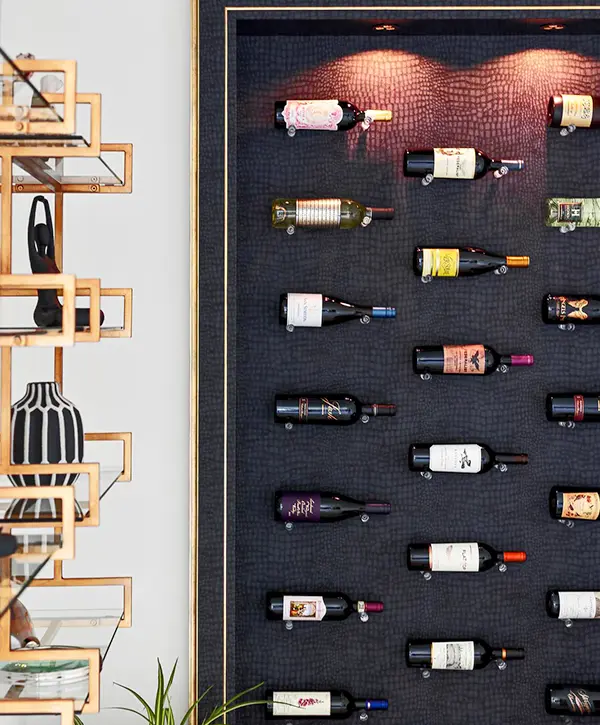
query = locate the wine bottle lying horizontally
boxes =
[413,247,529,279]
[546,684,600,715]
[546,394,600,423]
[266,592,383,621]
[413,345,533,376]
[265,690,388,718]
[548,95,600,129]
[403,147,524,180]
[407,541,527,573]
[408,443,528,474]
[550,486,600,522]
[543,295,600,325]
[280,294,395,329]
[274,491,391,523]
[406,639,524,670]
[546,198,600,228]
[272,198,394,233]
[275,395,396,426]
[547,590,600,620]
[274,100,392,134]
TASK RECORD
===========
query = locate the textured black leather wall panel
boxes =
[227,32,600,725]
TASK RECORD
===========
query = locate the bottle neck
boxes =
[491,647,525,661]
[362,501,392,515]
[367,207,395,221]
[494,453,529,465]
[353,700,388,712]
[499,551,527,564]
[490,159,524,171]
[500,355,534,367]
[361,403,396,417]
[353,601,384,614]
[505,255,530,268]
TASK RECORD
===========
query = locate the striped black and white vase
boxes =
[9,381,84,488]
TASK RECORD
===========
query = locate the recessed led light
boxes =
[374,24,397,32]
[542,23,565,31]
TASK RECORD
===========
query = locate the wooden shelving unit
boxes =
[0,52,134,721]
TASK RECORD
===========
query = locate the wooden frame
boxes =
[0,59,77,135]
[0,699,76,722]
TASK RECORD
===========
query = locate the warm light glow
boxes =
[542,23,565,31]
[373,24,397,31]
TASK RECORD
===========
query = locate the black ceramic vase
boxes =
[9,382,84,488]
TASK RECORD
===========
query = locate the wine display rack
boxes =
[196,6,600,725]
[0,51,133,721]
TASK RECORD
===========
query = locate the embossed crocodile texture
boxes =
[214,32,600,725]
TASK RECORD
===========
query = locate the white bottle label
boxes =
[561,95,593,128]
[272,692,331,717]
[286,294,323,327]
[431,641,475,670]
[429,444,483,473]
[283,595,327,621]
[430,542,480,572]
[282,100,344,131]
[433,148,477,179]
[558,592,600,619]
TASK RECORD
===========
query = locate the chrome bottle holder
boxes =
[558,323,576,332]
[493,165,509,179]
[560,124,577,136]
[559,222,577,233]
[494,265,508,275]
[286,125,297,137]
[421,173,434,187]
[558,421,576,429]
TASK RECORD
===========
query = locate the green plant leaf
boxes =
[164,660,178,700]
[115,682,156,722]
[73,716,85,725]
[223,682,264,708]
[155,659,166,725]
[203,699,266,725]
[113,706,152,723]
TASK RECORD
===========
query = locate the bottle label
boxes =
[280,493,321,521]
[429,444,483,473]
[561,492,600,520]
[558,592,600,619]
[433,148,477,179]
[421,249,459,278]
[286,294,323,327]
[430,542,479,572]
[554,297,590,322]
[296,199,342,228]
[272,692,331,717]
[561,95,594,127]
[283,596,327,621]
[282,100,343,131]
[443,345,485,374]
[320,397,342,421]
[567,689,595,714]
[546,198,600,227]
[431,641,475,670]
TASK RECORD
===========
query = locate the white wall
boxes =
[0,0,191,721]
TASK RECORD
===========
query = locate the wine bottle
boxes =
[543,295,600,325]
[413,247,529,279]
[548,95,600,129]
[546,684,600,715]
[266,592,383,621]
[265,690,388,719]
[275,395,396,426]
[550,486,600,522]
[272,198,394,233]
[547,590,600,620]
[280,294,395,329]
[403,147,524,180]
[546,198,600,228]
[412,345,533,376]
[274,100,392,135]
[406,639,524,670]
[407,541,527,572]
[408,443,528,474]
[546,394,600,423]
[274,491,391,523]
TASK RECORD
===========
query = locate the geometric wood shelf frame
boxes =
[0,55,134,719]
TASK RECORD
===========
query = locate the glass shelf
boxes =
[0,605,123,712]
[10,150,126,189]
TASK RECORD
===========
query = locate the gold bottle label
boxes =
[562,492,600,520]
[296,199,341,228]
[561,94,593,127]
[422,249,459,277]
[443,345,485,374]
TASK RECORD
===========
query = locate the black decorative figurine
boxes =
[28,195,104,328]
